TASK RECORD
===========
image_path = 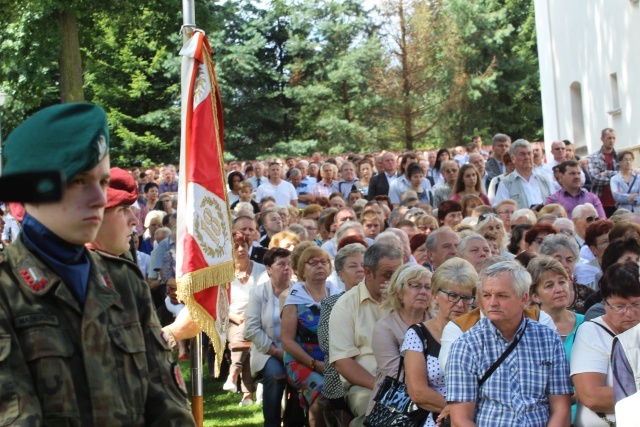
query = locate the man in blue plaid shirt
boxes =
[445,261,572,427]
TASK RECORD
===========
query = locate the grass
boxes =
[179,360,264,427]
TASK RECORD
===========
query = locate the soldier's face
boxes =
[26,156,110,245]
[93,205,139,255]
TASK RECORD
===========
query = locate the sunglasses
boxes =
[584,216,600,223]
[478,213,498,223]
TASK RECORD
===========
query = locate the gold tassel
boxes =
[176,263,233,378]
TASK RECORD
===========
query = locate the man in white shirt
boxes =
[255,162,298,207]
[493,139,555,209]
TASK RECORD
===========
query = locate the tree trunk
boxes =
[399,0,414,150]
[58,10,84,103]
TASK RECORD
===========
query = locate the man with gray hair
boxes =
[485,133,512,180]
[571,203,599,251]
[425,227,460,272]
[289,168,313,208]
[329,243,404,426]
[432,160,459,208]
[493,139,555,209]
[445,261,572,427]
[334,161,360,199]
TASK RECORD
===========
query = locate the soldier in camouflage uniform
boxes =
[0,103,195,426]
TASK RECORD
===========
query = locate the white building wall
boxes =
[534,0,640,157]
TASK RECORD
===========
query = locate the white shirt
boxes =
[2,213,20,243]
[570,317,616,426]
[255,180,298,206]
[136,251,151,277]
[493,169,545,208]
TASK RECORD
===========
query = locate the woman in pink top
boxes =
[450,164,490,206]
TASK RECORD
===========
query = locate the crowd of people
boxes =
[3,114,640,427]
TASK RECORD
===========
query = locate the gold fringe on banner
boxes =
[177,261,234,377]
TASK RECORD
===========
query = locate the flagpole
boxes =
[190,333,204,426]
[181,1,203,426]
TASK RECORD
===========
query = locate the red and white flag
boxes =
[176,30,233,377]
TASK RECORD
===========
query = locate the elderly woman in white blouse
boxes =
[245,248,292,427]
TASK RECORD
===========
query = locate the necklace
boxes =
[303,284,327,302]
[236,262,250,281]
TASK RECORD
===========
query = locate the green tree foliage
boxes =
[207,0,293,160]
[283,0,385,155]
[373,0,464,150]
[1,0,544,164]
[440,0,542,144]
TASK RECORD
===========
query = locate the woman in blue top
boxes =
[528,255,584,423]
[611,150,640,212]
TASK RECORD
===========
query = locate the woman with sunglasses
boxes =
[571,261,640,427]
[282,246,340,426]
[474,213,511,258]
[367,265,433,416]
[402,258,477,427]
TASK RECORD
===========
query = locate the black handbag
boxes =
[364,325,430,427]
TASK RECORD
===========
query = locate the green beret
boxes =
[4,103,109,181]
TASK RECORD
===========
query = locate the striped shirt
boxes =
[446,317,572,427]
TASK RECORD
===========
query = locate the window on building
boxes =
[609,72,621,115]
[570,82,586,155]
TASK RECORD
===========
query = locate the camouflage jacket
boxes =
[0,237,195,426]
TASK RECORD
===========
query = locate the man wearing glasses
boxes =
[546,160,606,219]
[571,203,601,255]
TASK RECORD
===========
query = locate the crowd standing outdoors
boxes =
[2,107,640,427]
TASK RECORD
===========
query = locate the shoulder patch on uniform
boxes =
[171,361,188,397]
[14,313,59,329]
[19,268,48,292]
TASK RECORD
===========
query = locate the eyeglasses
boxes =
[406,282,431,292]
[478,213,498,223]
[162,199,172,203]
[558,228,575,237]
[584,216,600,223]
[438,289,475,305]
[305,259,330,267]
[552,147,566,151]
[417,226,435,231]
[444,169,458,174]
[497,210,514,216]
[605,300,640,314]
[534,237,545,245]
[303,226,318,231]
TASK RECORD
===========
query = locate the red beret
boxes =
[106,167,138,209]
[9,202,25,222]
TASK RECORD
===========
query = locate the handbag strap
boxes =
[478,320,528,387]
[627,174,637,194]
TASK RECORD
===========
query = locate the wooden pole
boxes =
[190,333,204,427]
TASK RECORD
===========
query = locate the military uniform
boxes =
[0,236,195,426]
